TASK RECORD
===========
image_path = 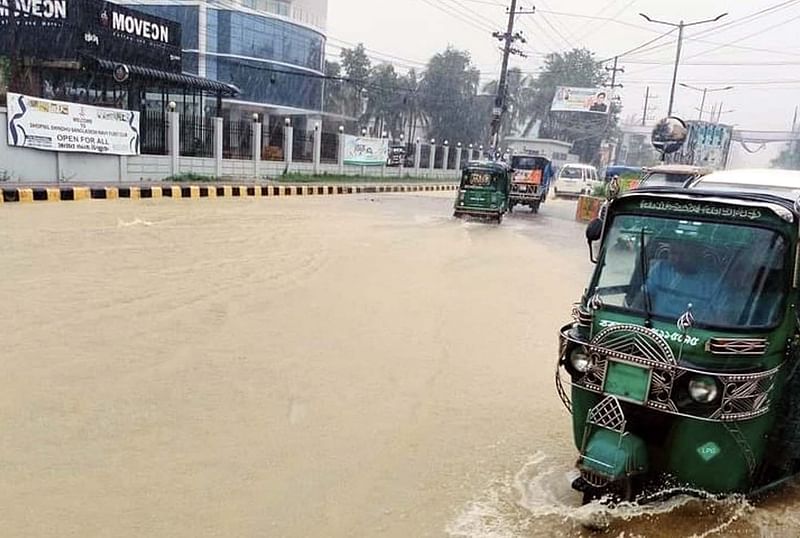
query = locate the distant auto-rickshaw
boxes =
[453,161,512,223]
[509,155,553,213]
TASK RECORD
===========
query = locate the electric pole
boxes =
[489,1,535,154]
[640,12,728,116]
[642,87,650,126]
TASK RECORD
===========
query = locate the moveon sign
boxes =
[112,11,169,44]
[0,0,67,18]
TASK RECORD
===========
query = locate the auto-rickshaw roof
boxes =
[463,160,512,172]
[616,185,800,224]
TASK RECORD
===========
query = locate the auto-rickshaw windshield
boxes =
[462,169,498,188]
[592,214,789,329]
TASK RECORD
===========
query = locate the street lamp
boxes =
[284,117,291,127]
[444,140,449,146]
[361,127,367,136]
[679,83,733,121]
[640,12,728,116]
[338,125,344,134]
[431,138,436,145]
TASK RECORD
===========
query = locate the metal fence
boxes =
[292,129,314,163]
[262,123,284,161]
[434,146,445,169]
[447,147,457,169]
[420,145,431,167]
[321,132,338,164]
[223,120,253,160]
[179,116,215,158]
[140,108,168,155]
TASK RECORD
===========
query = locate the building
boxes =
[504,137,579,170]
[1,0,237,154]
[129,0,327,129]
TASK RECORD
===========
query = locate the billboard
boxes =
[551,86,610,114]
[343,135,388,166]
[674,121,733,169]
[0,0,182,72]
[7,92,140,155]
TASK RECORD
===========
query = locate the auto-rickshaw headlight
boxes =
[688,376,720,403]
[569,348,591,373]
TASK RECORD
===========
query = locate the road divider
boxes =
[1,183,458,204]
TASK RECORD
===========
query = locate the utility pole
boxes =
[606,56,624,92]
[642,87,650,126]
[601,56,624,166]
[679,83,733,121]
[640,12,728,116]
[490,1,535,154]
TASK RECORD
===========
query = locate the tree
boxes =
[364,63,403,135]
[340,44,371,119]
[483,67,536,141]
[526,48,614,163]
[772,143,800,170]
[418,47,488,145]
[323,60,345,116]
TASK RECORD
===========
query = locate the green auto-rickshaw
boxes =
[453,161,511,223]
[557,180,800,504]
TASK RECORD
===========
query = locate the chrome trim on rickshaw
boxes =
[558,323,782,422]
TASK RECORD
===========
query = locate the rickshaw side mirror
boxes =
[586,218,603,263]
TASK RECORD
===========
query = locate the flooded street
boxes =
[1,192,799,537]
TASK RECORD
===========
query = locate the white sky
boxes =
[326,0,800,166]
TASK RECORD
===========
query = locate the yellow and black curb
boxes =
[0,183,458,204]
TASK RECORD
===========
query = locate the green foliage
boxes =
[771,143,800,170]
[530,49,618,163]
[340,44,371,118]
[278,172,450,183]
[419,47,489,145]
[165,172,217,182]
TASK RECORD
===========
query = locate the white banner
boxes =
[6,92,140,155]
[343,135,388,166]
[551,86,610,115]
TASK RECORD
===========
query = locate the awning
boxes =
[90,58,239,96]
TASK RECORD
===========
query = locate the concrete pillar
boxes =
[284,125,294,171]
[214,117,223,178]
[312,125,322,175]
[168,111,179,176]
[442,144,450,171]
[414,140,421,172]
[119,155,127,183]
[454,144,462,171]
[253,121,262,180]
[338,132,345,174]
[429,144,436,171]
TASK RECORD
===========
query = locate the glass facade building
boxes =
[130,0,327,118]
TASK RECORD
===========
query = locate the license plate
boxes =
[604,361,651,403]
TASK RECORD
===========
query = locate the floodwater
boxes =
[1,192,798,537]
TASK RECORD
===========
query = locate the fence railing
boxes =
[262,123,284,161]
[179,116,215,158]
[292,129,314,163]
[321,132,339,164]
[222,120,253,160]
[420,145,431,167]
[434,146,445,169]
[140,109,168,156]
[447,147,457,169]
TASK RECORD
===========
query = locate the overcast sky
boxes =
[327,0,800,166]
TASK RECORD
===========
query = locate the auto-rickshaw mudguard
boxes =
[581,428,649,481]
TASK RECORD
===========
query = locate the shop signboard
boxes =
[7,92,140,155]
[674,121,733,170]
[551,86,611,115]
[0,0,182,71]
[343,135,389,166]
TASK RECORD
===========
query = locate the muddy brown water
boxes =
[1,193,798,537]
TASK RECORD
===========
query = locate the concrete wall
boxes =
[0,109,122,183]
[2,108,460,183]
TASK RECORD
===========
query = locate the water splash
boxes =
[447,452,756,538]
[117,217,154,227]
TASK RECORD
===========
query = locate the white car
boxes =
[553,164,600,197]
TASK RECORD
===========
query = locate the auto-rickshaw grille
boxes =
[559,323,782,422]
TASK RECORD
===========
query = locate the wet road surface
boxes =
[1,193,798,537]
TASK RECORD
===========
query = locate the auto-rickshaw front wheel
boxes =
[580,477,635,506]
